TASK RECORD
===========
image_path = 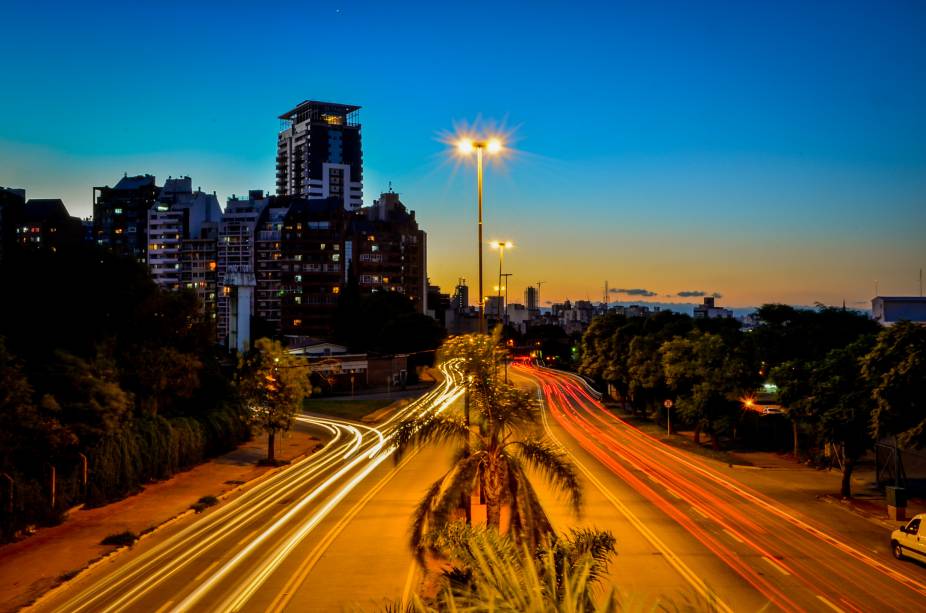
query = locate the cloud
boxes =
[609,288,657,297]
[677,290,723,298]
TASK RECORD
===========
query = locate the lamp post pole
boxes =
[496,243,505,327]
[477,147,485,334]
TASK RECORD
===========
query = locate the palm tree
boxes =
[405,523,618,612]
[393,331,582,560]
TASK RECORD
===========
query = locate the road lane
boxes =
[33,362,465,613]
[516,364,926,612]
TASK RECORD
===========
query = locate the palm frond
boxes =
[514,438,583,515]
[411,454,484,562]
[506,455,555,549]
[392,413,470,463]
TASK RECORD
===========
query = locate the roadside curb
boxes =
[819,494,899,530]
[23,442,320,612]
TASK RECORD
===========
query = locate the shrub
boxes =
[101,530,137,547]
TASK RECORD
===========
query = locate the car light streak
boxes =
[518,364,926,611]
[544,367,926,599]
[46,361,465,613]
[199,379,464,612]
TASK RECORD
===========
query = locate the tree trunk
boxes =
[792,421,800,459]
[267,430,276,464]
[711,429,721,451]
[841,457,855,498]
[693,424,702,446]
[483,458,506,530]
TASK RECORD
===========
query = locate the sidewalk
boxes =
[0,430,324,613]
[730,450,926,528]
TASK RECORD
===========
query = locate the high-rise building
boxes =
[93,174,160,263]
[525,286,539,314]
[453,279,470,313]
[218,191,271,346]
[350,190,427,314]
[279,197,349,338]
[147,177,223,319]
[254,202,291,336]
[276,101,363,210]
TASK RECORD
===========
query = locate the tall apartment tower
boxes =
[276,101,363,210]
[453,279,470,313]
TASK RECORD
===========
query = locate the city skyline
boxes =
[2,0,925,308]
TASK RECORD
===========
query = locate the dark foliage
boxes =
[0,243,249,541]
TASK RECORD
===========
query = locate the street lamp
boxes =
[490,240,512,327]
[456,136,505,333]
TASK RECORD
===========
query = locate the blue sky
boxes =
[2,0,924,306]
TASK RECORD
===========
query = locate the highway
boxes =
[33,361,464,613]
[515,363,926,612]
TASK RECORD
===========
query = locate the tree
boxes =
[865,322,926,449]
[394,333,582,560]
[814,338,877,497]
[44,349,133,448]
[125,345,202,416]
[662,331,757,448]
[237,338,311,463]
[771,359,814,458]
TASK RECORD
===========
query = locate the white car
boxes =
[891,513,926,562]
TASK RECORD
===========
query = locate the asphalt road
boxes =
[32,362,464,613]
[513,363,926,612]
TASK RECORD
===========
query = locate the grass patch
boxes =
[303,397,393,421]
[101,530,137,547]
[57,569,80,582]
[190,495,219,513]
[609,406,753,467]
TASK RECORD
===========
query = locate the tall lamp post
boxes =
[490,241,512,327]
[457,137,503,333]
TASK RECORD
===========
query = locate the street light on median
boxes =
[455,136,506,333]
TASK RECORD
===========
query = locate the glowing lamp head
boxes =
[486,138,503,154]
[457,139,475,154]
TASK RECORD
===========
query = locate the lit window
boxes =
[295,275,302,282]
[332,286,340,294]
[331,254,340,262]
[293,319,302,326]
[114,208,123,214]
[209,261,217,271]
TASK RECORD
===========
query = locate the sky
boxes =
[2,0,925,309]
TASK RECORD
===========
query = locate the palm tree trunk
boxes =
[484,458,506,530]
[267,430,276,463]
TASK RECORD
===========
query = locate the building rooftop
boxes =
[278,100,361,121]
[23,199,69,222]
[113,174,157,190]
[873,296,926,302]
